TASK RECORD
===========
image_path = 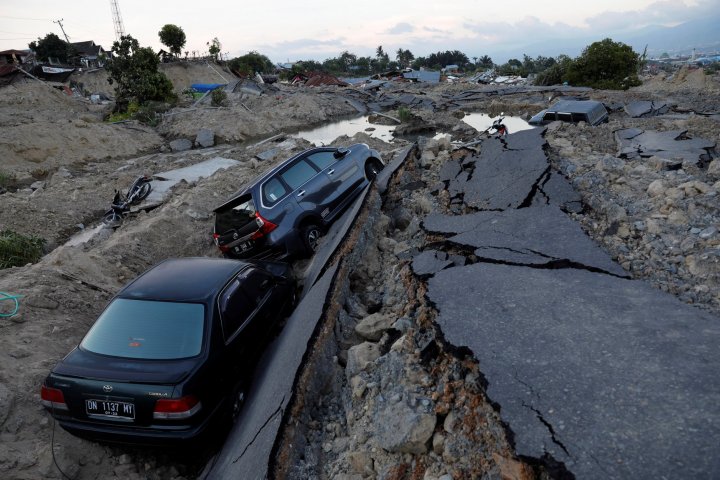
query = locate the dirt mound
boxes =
[0,82,163,181]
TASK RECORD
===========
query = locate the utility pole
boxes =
[109,0,126,41]
[53,19,70,43]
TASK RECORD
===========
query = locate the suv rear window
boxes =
[81,299,205,359]
[215,195,257,234]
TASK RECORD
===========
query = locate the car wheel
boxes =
[302,224,322,255]
[365,159,383,181]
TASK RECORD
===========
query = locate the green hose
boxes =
[0,292,22,318]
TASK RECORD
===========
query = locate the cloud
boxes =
[386,22,415,35]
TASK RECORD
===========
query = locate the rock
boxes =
[708,159,720,178]
[492,454,534,480]
[699,226,717,240]
[647,156,682,171]
[169,138,192,152]
[0,383,13,427]
[346,342,382,377]
[25,294,59,310]
[350,376,366,399]
[195,129,215,148]
[432,432,445,454]
[355,312,394,341]
[597,155,625,173]
[647,180,666,197]
[374,399,436,454]
[30,181,45,190]
[347,451,374,475]
[679,180,710,196]
[668,210,689,225]
[646,218,663,235]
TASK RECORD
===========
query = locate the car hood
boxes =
[53,347,198,384]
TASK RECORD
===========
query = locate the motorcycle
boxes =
[488,116,509,137]
[102,175,153,226]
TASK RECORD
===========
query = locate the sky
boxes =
[0,0,717,63]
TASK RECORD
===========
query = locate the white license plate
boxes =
[86,399,135,419]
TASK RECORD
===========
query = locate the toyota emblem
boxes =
[103,385,113,393]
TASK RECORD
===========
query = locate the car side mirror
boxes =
[333,148,349,159]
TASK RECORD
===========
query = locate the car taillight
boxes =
[251,213,278,240]
[153,395,202,419]
[213,233,230,252]
[41,385,68,411]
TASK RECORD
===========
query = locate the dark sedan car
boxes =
[41,257,294,445]
[213,143,383,260]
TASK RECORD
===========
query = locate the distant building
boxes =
[0,49,34,65]
[71,41,108,68]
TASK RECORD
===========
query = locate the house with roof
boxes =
[70,41,108,68]
[0,49,34,65]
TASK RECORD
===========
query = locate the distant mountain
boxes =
[619,16,720,56]
[489,16,720,62]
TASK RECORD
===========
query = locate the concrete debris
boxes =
[616,128,716,165]
[195,128,215,148]
[624,100,670,117]
[169,138,192,152]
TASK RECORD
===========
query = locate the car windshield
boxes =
[81,299,205,360]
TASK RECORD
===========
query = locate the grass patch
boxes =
[0,230,45,269]
[398,106,412,122]
[0,171,16,189]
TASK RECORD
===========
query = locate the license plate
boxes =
[86,399,135,420]
[235,241,252,253]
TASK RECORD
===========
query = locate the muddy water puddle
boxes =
[294,114,531,146]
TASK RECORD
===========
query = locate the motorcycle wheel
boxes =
[130,182,152,203]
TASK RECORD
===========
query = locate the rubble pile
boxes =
[546,120,720,314]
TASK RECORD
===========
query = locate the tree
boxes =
[207,37,221,62]
[477,55,493,69]
[106,35,175,112]
[565,38,642,90]
[29,33,75,63]
[396,48,415,68]
[158,24,186,57]
[534,54,573,86]
[228,51,274,76]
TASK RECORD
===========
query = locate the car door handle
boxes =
[297,190,305,197]
[327,169,335,175]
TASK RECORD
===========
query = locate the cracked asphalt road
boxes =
[422,129,720,478]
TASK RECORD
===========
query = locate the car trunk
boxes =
[50,348,197,427]
[214,194,264,254]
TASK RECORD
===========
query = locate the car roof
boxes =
[548,100,605,114]
[118,257,251,303]
[214,145,337,212]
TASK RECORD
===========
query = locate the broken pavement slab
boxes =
[615,128,716,165]
[453,138,549,210]
[624,100,670,118]
[144,157,241,206]
[423,205,628,277]
[428,263,720,479]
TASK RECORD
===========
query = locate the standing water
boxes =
[293,113,533,147]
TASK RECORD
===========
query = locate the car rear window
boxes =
[216,195,256,234]
[263,177,288,205]
[80,299,205,359]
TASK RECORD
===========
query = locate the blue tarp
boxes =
[190,83,226,93]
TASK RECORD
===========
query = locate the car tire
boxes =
[301,224,322,256]
[365,159,383,181]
